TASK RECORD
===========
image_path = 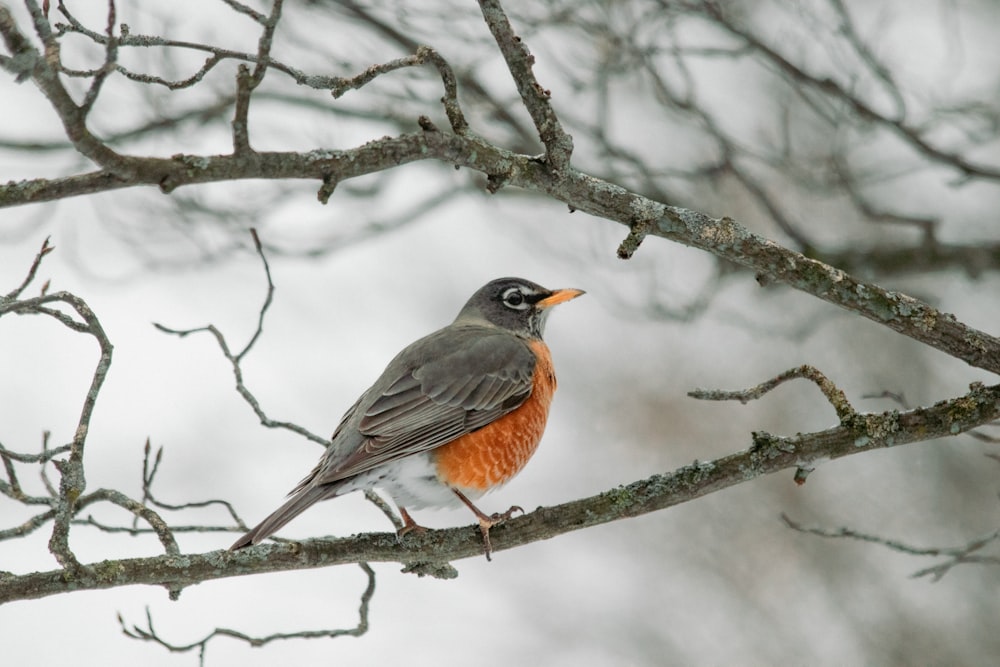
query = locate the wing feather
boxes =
[313,326,536,484]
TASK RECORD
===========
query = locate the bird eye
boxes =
[502,287,527,309]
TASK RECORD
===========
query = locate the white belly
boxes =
[339,453,486,511]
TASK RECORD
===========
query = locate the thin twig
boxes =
[698,2,1000,182]
[0,508,56,540]
[688,364,855,423]
[54,1,333,91]
[78,0,117,117]
[139,439,247,528]
[363,490,404,532]
[219,0,266,25]
[782,513,1000,582]
[78,488,179,557]
[0,245,114,571]
[0,4,128,173]
[39,431,59,497]
[77,516,235,535]
[0,436,69,464]
[153,229,330,446]
[232,64,254,154]
[118,563,375,662]
[237,229,273,362]
[230,0,283,153]
[1,236,53,301]
[337,0,536,148]
[331,45,468,134]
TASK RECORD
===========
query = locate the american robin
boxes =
[230,277,584,559]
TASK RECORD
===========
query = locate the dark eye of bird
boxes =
[503,289,525,308]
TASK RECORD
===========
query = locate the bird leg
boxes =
[396,506,428,541]
[452,489,523,561]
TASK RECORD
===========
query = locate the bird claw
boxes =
[396,523,427,542]
[451,490,525,561]
[396,506,428,543]
[488,505,524,524]
[475,505,524,562]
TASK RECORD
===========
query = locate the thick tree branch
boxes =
[3,130,999,375]
[4,1,998,377]
[2,379,998,604]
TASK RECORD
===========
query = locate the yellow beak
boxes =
[537,288,586,308]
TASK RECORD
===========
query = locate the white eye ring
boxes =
[502,287,529,310]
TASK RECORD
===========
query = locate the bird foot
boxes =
[475,505,523,562]
[396,506,428,542]
[488,505,524,525]
[452,489,523,561]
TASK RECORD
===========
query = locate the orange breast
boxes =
[433,340,556,492]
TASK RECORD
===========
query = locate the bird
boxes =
[229,277,584,559]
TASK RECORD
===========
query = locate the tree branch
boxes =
[0,296,113,570]
[477,0,573,173]
[118,563,375,659]
[3,378,998,605]
[696,1,1000,183]
[0,4,130,174]
[4,2,998,378]
[782,514,1000,582]
[152,229,330,447]
[4,127,998,376]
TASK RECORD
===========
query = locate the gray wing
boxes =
[311,326,536,485]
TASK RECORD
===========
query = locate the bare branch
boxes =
[52,1,333,91]
[477,0,573,172]
[138,439,245,528]
[689,365,855,423]
[2,332,110,566]
[2,128,998,377]
[363,490,406,533]
[77,0,118,117]
[2,236,53,301]
[77,488,179,557]
[0,507,55,541]
[38,431,59,497]
[3,379,998,605]
[333,0,537,150]
[697,2,1000,182]
[0,245,115,572]
[331,45,468,134]
[231,0,283,153]
[118,563,374,660]
[826,0,906,117]
[782,514,1000,582]
[0,5,129,173]
[153,229,329,447]
[0,435,67,507]
[218,0,264,22]
[232,64,254,154]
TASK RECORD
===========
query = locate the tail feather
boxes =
[230,484,339,550]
